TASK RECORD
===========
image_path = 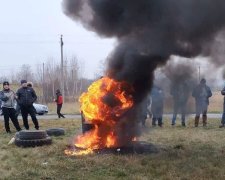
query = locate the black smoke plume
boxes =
[63,0,225,103]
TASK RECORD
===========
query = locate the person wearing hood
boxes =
[192,78,212,127]
[170,81,189,127]
[151,86,164,127]
[219,83,225,128]
[54,89,65,118]
[0,81,21,133]
[16,80,39,130]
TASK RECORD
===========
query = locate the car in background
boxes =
[33,103,49,115]
[0,102,48,116]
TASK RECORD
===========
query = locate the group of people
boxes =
[142,78,225,128]
[0,80,65,133]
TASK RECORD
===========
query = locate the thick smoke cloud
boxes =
[63,0,225,102]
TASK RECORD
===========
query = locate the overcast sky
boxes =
[0,0,115,79]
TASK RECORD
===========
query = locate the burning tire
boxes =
[46,128,65,136]
[15,130,52,147]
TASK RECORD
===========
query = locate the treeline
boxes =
[0,57,94,103]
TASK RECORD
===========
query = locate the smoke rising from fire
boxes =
[63,0,225,102]
[62,1,225,153]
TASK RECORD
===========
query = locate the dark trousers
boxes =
[20,105,39,130]
[221,103,225,125]
[172,102,186,124]
[15,104,21,118]
[152,117,163,126]
[2,107,21,132]
[57,104,65,118]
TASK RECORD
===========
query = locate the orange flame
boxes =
[65,77,134,156]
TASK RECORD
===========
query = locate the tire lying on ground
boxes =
[15,130,52,147]
[46,128,65,136]
[19,130,47,140]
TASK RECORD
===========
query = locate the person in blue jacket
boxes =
[219,84,225,128]
[150,86,164,127]
[192,78,212,127]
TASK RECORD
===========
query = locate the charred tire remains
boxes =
[15,130,52,147]
[46,128,65,136]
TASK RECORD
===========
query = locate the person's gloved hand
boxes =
[2,96,9,102]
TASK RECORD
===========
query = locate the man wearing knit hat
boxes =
[0,81,21,133]
[16,80,39,130]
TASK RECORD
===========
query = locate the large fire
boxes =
[65,76,135,156]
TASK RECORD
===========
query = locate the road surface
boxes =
[0,113,223,120]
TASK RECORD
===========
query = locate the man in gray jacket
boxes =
[0,81,21,133]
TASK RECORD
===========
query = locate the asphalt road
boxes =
[0,113,223,120]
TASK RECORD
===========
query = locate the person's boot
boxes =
[158,118,163,127]
[203,115,207,127]
[152,118,156,127]
[171,117,176,126]
[219,124,225,128]
[195,116,200,127]
[6,130,11,134]
[61,114,65,118]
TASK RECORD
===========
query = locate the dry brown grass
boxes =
[46,91,225,115]
[0,117,225,179]
[47,102,80,115]
[208,91,224,113]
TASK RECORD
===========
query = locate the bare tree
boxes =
[17,64,34,82]
[0,56,90,103]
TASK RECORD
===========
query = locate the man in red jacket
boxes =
[54,89,65,118]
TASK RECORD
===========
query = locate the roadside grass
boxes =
[0,117,225,180]
[47,102,80,115]
[208,91,224,113]
[47,91,224,115]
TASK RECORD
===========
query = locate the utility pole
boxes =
[60,35,65,103]
[42,63,45,103]
[198,66,201,82]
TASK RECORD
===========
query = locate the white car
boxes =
[33,103,49,115]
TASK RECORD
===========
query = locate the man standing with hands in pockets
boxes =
[16,80,39,130]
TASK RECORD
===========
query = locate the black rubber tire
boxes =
[15,132,20,138]
[18,130,48,140]
[15,136,52,147]
[46,128,65,136]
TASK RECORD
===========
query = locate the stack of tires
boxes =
[15,130,52,147]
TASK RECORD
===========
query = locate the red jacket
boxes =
[56,95,63,105]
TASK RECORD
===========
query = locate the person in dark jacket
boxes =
[16,80,39,130]
[192,78,212,127]
[139,97,149,127]
[15,81,35,118]
[219,85,225,128]
[151,86,164,127]
[170,82,189,127]
[0,81,21,133]
[54,89,65,118]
